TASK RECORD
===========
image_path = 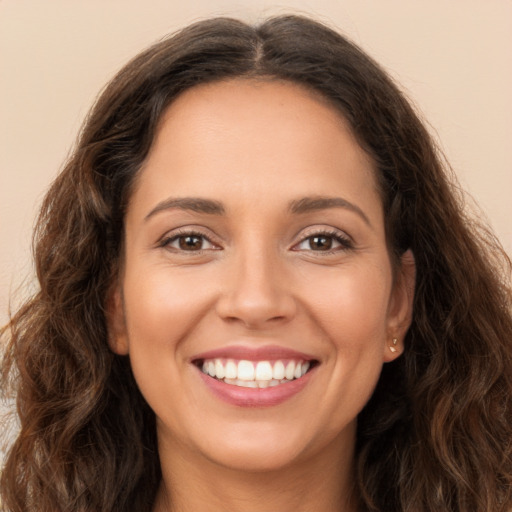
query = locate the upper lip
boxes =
[191,344,317,362]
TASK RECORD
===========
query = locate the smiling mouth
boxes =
[194,358,317,388]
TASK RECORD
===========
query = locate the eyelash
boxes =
[158,228,353,254]
[293,229,354,253]
[158,229,219,253]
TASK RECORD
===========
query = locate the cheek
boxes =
[317,267,392,411]
[301,261,392,407]
[121,265,218,378]
[303,261,393,346]
[120,266,218,423]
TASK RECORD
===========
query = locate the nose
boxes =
[215,248,297,329]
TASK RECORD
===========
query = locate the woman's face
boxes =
[109,79,414,473]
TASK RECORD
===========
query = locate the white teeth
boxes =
[215,359,225,379]
[285,361,295,380]
[272,360,285,380]
[224,377,292,388]
[199,357,313,385]
[255,361,273,380]
[237,360,255,381]
[225,360,237,379]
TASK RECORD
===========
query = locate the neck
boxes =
[153,430,359,512]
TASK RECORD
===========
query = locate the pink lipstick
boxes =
[191,344,318,407]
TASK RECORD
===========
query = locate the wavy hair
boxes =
[2,15,511,512]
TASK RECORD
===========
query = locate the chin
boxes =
[206,442,306,474]
[193,421,338,474]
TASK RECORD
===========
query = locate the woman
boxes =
[1,14,511,512]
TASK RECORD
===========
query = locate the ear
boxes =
[105,285,129,355]
[383,249,416,362]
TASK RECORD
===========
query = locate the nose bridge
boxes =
[216,235,295,327]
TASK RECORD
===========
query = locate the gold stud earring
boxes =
[389,337,398,353]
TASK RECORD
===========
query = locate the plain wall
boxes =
[1,0,511,324]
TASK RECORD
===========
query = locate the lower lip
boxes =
[197,367,315,407]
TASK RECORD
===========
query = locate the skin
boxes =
[108,79,415,512]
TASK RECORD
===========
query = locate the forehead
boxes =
[154,78,359,158]
[129,78,381,219]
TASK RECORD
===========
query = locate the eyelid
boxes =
[158,226,222,251]
[156,224,353,253]
[291,226,354,252]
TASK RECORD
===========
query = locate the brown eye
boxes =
[308,235,333,251]
[178,235,204,251]
[294,231,352,253]
[163,232,217,252]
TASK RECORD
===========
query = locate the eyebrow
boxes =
[144,195,371,227]
[144,197,225,220]
[288,196,371,227]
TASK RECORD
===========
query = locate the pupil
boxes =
[179,236,202,250]
[311,236,332,250]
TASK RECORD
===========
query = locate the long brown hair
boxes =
[2,15,511,512]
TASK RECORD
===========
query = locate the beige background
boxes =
[1,0,511,325]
